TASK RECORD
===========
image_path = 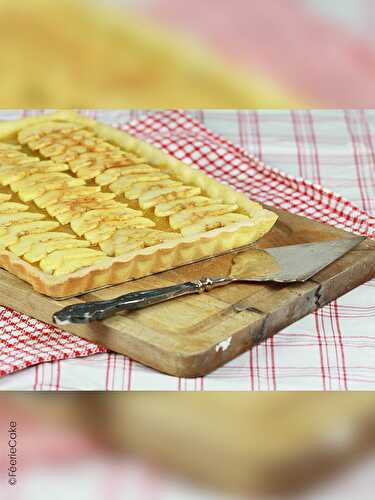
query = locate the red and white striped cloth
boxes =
[0,109,374,390]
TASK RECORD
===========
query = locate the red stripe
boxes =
[318,300,332,390]
[112,353,117,390]
[359,110,375,213]
[33,365,39,391]
[306,110,322,185]
[250,111,276,391]
[56,360,61,391]
[105,352,111,391]
[333,300,349,390]
[249,350,254,391]
[344,110,371,212]
[127,359,133,391]
[328,301,344,390]
[306,111,346,390]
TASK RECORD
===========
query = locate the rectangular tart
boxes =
[0,111,277,298]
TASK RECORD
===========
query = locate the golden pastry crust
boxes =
[0,111,277,298]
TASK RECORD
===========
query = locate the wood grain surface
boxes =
[1,207,374,377]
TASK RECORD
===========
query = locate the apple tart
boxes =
[0,111,277,298]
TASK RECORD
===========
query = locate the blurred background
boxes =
[1,393,375,499]
[1,0,375,107]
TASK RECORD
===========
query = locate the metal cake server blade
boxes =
[53,236,365,324]
[244,237,367,283]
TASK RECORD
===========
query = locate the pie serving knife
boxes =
[52,237,365,325]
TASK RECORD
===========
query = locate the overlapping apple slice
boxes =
[0,211,45,226]
[52,147,114,166]
[33,186,102,209]
[0,194,12,203]
[124,180,182,200]
[0,160,69,186]
[0,220,60,249]
[70,207,145,236]
[12,120,255,268]
[0,194,28,215]
[139,186,202,210]
[95,165,159,186]
[10,173,85,202]
[70,151,146,180]
[39,248,109,276]
[99,228,180,257]
[85,218,157,244]
[10,232,76,257]
[0,143,22,154]
[0,143,39,166]
[169,203,239,230]
[0,190,105,275]
[109,172,171,194]
[24,239,92,264]
[9,232,91,264]
[0,203,47,248]
[154,196,217,217]
[18,122,90,154]
[0,186,79,256]
[48,196,122,225]
[0,202,29,214]
[18,121,146,180]
[180,213,251,236]
[18,121,83,146]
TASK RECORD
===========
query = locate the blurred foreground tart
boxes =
[0,0,296,107]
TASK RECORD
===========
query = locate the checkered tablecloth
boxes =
[0,109,374,390]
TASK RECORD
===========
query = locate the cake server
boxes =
[53,236,365,324]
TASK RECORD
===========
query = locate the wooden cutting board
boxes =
[1,207,374,377]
